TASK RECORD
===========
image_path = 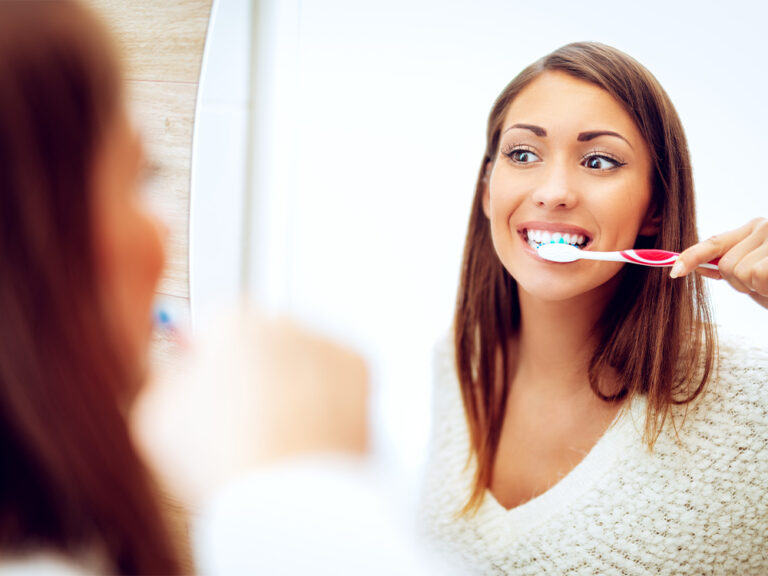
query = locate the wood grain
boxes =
[86,0,214,300]
[86,0,211,84]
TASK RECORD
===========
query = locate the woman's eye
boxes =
[508,149,541,164]
[582,154,622,170]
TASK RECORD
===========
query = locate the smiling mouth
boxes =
[522,228,591,251]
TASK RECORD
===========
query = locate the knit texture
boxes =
[420,332,768,575]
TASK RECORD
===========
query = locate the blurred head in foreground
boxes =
[0,0,179,572]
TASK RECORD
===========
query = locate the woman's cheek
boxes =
[144,208,167,293]
[137,208,167,336]
[118,202,167,364]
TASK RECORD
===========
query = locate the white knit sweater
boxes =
[420,332,768,575]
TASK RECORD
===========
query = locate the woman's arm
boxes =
[671,217,768,309]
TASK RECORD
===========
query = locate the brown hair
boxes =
[0,1,182,572]
[454,42,716,513]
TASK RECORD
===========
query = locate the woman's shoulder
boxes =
[429,330,464,414]
[426,330,473,466]
[432,328,455,370]
[716,328,768,365]
[681,329,768,443]
[711,329,768,402]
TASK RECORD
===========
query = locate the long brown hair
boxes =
[454,42,716,513]
[0,1,182,572]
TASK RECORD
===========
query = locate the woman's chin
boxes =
[516,281,589,303]
[512,264,624,305]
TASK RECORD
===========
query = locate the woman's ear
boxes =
[481,161,492,219]
[638,202,661,236]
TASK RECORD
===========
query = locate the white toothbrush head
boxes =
[536,242,582,263]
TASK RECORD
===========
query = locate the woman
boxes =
[421,42,768,573]
[0,2,411,574]
[0,1,183,573]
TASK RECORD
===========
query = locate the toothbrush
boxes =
[153,300,189,346]
[154,306,176,331]
[536,242,720,270]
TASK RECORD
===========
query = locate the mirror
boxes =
[191,0,768,483]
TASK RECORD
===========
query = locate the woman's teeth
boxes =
[524,229,587,249]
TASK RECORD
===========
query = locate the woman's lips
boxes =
[519,231,553,263]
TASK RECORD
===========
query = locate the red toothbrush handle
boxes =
[620,249,720,269]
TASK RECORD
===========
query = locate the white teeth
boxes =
[524,228,589,249]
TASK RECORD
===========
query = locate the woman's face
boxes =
[484,71,657,303]
[91,111,167,372]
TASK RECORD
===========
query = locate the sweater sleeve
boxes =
[194,455,450,575]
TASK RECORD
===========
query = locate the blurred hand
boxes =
[671,217,768,309]
[132,307,369,507]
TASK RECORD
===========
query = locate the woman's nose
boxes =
[530,164,577,209]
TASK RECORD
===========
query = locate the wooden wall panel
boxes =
[86,0,213,304]
[86,0,211,83]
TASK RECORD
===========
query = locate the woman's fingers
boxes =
[672,218,768,308]
[750,292,768,308]
[671,221,755,279]
[721,237,768,295]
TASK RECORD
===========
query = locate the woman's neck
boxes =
[513,287,610,397]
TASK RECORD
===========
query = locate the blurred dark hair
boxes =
[454,42,716,513]
[0,1,182,572]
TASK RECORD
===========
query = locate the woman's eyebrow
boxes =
[502,125,634,151]
[577,130,633,149]
[503,123,546,137]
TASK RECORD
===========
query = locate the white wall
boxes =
[194,0,768,495]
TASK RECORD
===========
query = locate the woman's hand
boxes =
[132,308,369,508]
[671,217,768,309]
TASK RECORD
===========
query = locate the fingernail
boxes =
[670,260,684,279]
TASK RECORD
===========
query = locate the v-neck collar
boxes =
[474,394,647,537]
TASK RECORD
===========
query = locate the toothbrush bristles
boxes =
[536,242,582,263]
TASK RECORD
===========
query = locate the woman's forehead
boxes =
[502,71,641,142]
